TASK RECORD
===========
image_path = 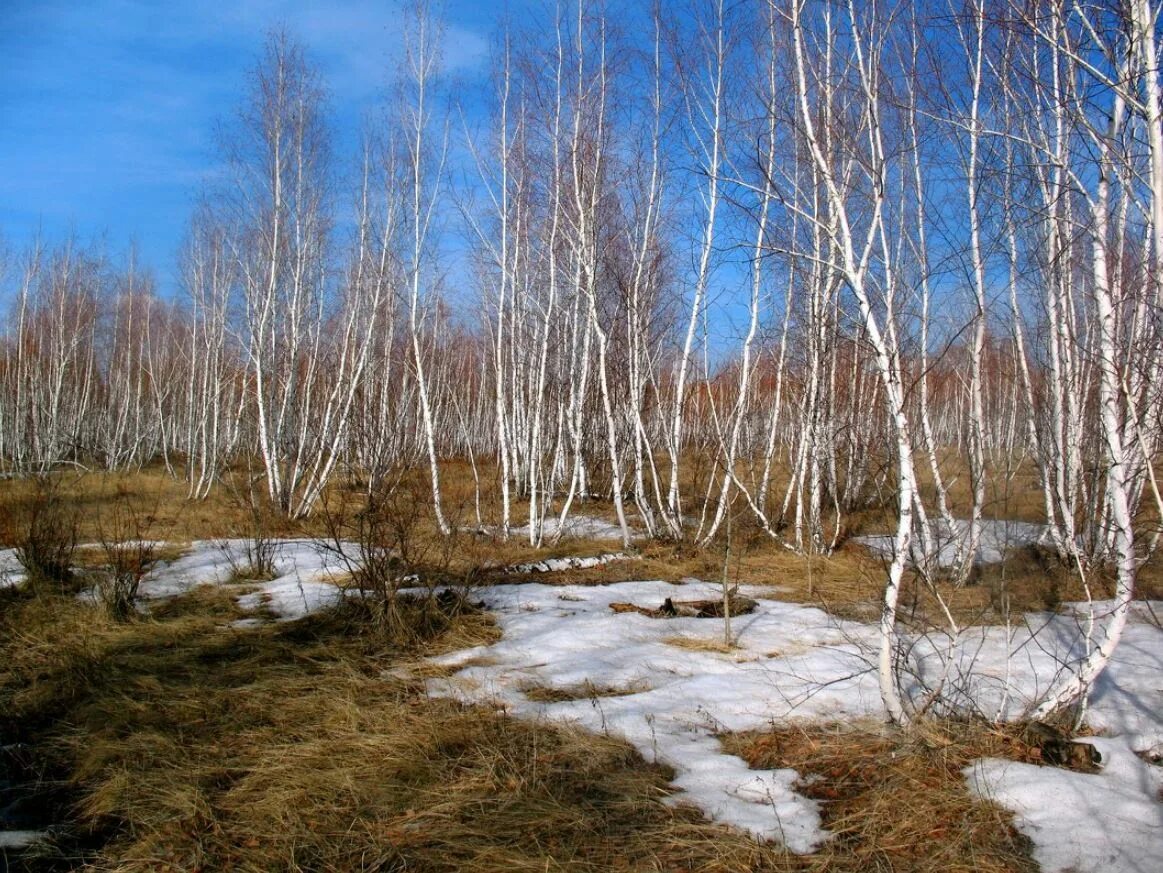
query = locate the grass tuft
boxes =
[662,635,737,654]
[1,591,785,872]
[519,680,650,703]
[723,719,1039,873]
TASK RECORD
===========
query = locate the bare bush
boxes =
[220,472,280,582]
[321,476,473,643]
[9,475,78,593]
[95,489,159,620]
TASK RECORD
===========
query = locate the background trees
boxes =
[2,0,1161,721]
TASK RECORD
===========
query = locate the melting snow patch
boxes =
[0,830,47,849]
[428,579,882,850]
[137,540,335,598]
[856,518,1047,567]
[0,548,25,589]
[10,531,1163,866]
[230,617,266,630]
[428,580,1163,858]
[967,735,1163,873]
[510,514,636,542]
[235,577,344,621]
[129,539,357,620]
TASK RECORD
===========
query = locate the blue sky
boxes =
[0,0,500,292]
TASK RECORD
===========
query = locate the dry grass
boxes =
[3,463,1156,634]
[723,719,1040,873]
[0,467,1118,872]
[0,587,793,873]
[519,679,650,703]
[72,542,190,570]
[0,583,1047,873]
[661,636,738,654]
[0,468,283,545]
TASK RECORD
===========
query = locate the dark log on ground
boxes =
[608,595,758,619]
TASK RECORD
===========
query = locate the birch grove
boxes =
[2,0,1162,722]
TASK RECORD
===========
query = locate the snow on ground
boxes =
[856,518,1047,567]
[427,580,881,852]
[899,603,1163,744]
[233,573,345,621]
[0,548,24,589]
[9,530,1162,869]
[509,513,636,542]
[78,539,170,552]
[0,830,46,849]
[427,579,1163,867]
[959,603,1163,873]
[135,539,357,621]
[968,736,1163,873]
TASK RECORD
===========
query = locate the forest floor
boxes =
[1,469,1161,872]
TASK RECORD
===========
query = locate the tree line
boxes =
[3,0,1161,721]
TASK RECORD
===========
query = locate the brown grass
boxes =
[0,582,1048,873]
[3,463,1156,636]
[0,467,1115,872]
[5,463,1153,638]
[0,587,793,872]
[0,468,289,545]
[72,542,191,570]
[662,636,737,654]
[722,719,1039,873]
[519,679,650,703]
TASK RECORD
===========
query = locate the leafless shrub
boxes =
[320,475,474,643]
[95,489,159,620]
[8,475,78,593]
[221,472,280,582]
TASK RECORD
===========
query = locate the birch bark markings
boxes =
[1022,0,1163,718]
[700,2,779,549]
[623,14,667,540]
[666,0,726,541]
[958,0,989,582]
[791,0,918,722]
[230,33,331,515]
[1,3,1161,724]
[401,9,452,535]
